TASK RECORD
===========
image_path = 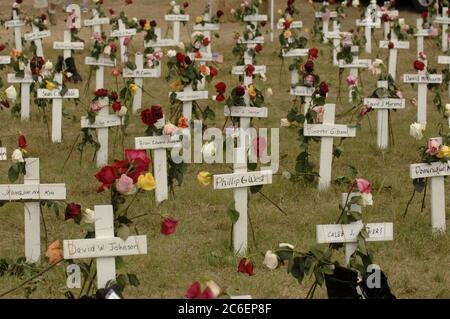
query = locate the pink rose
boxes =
[90,101,103,112]
[116,174,134,194]
[356,178,372,194]
[346,75,356,87]
[93,32,102,41]
[304,74,315,87]
[123,37,131,47]
[426,139,441,156]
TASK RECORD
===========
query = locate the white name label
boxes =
[5,20,25,27]
[187,52,214,62]
[0,184,66,201]
[282,49,309,57]
[165,14,190,22]
[403,74,443,84]
[84,17,110,26]
[238,37,265,44]
[24,30,51,41]
[379,40,410,49]
[7,73,34,83]
[37,89,79,99]
[111,29,137,37]
[243,14,268,22]
[338,59,371,69]
[145,38,176,48]
[315,11,338,19]
[438,56,450,64]
[224,106,268,118]
[63,236,147,259]
[81,115,123,128]
[53,42,84,50]
[363,98,405,109]
[316,223,394,244]
[356,19,381,28]
[123,68,159,78]
[193,23,220,31]
[135,135,181,150]
[290,86,315,97]
[435,17,450,24]
[410,161,450,179]
[232,65,266,75]
[85,56,115,67]
[213,170,272,190]
[415,30,431,37]
[277,21,303,29]
[0,56,11,64]
[304,124,357,138]
[174,91,209,101]
[0,147,6,161]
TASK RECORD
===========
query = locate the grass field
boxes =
[0,0,448,299]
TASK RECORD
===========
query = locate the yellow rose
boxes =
[284,30,292,39]
[144,22,151,31]
[197,171,212,186]
[248,85,256,98]
[46,81,57,90]
[129,83,139,95]
[170,79,183,91]
[196,16,203,24]
[277,9,283,16]
[437,145,450,159]
[138,173,156,191]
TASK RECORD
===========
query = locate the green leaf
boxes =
[8,165,19,183]
[225,203,239,224]
[127,273,140,287]
[117,225,130,241]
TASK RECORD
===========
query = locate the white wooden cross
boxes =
[415,18,431,56]
[124,53,160,114]
[303,104,357,191]
[314,3,337,44]
[282,48,309,89]
[172,86,209,123]
[403,65,443,125]
[38,73,79,143]
[81,96,123,168]
[410,137,449,234]
[5,10,25,51]
[290,86,315,112]
[364,80,405,149]
[135,135,181,203]
[7,71,33,121]
[165,13,190,45]
[110,19,137,64]
[324,21,343,67]
[338,46,371,102]
[53,31,84,60]
[435,7,450,52]
[84,9,110,38]
[213,169,272,256]
[0,158,66,263]
[438,55,450,98]
[379,29,410,80]
[63,205,148,289]
[24,23,51,58]
[356,0,381,54]
[317,192,393,265]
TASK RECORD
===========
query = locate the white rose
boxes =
[280,118,291,127]
[163,123,178,135]
[104,45,112,55]
[398,18,405,26]
[154,117,165,129]
[263,250,279,270]
[118,106,128,117]
[445,104,450,117]
[170,1,176,6]
[205,280,221,298]
[5,86,17,101]
[372,59,383,67]
[19,61,25,70]
[82,209,95,224]
[352,0,360,7]
[177,41,185,50]
[360,192,373,207]
[202,141,216,160]
[167,50,176,58]
[11,149,24,163]
[342,0,348,6]
[266,87,273,97]
[173,5,180,14]
[132,17,138,23]
[44,61,53,71]
[260,73,267,82]
[279,243,295,250]
[410,122,425,140]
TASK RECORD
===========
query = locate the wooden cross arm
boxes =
[0,184,66,201]
[303,124,357,138]
[224,106,268,118]
[316,223,394,244]
[363,98,406,109]
[135,135,182,150]
[81,115,124,129]
[410,161,450,179]
[213,170,273,190]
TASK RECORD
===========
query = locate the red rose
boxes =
[283,21,291,30]
[255,44,263,53]
[216,94,225,102]
[235,85,246,97]
[161,217,178,235]
[125,149,150,182]
[215,82,226,94]
[40,14,47,21]
[319,81,329,97]
[185,282,215,299]
[388,42,394,49]
[18,135,27,149]
[202,37,210,46]
[95,165,118,192]
[176,52,185,63]
[141,105,164,126]
[260,21,267,27]
[139,19,146,28]
[1,100,10,109]
[304,60,314,73]
[414,60,425,71]
[210,67,218,77]
[150,20,157,27]
[246,64,255,77]
[308,48,319,59]
[184,56,192,65]
[113,160,129,176]
[109,9,115,15]
[110,91,119,100]
[125,0,133,5]
[421,11,428,19]
[95,88,109,97]
[64,203,81,221]
[382,14,390,23]
[109,42,117,51]
[216,10,224,18]
[0,44,6,52]
[16,0,23,3]
[237,258,255,276]
[183,1,189,8]
[112,101,121,112]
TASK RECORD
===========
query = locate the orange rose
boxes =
[45,240,64,265]
[248,85,257,98]
[178,116,189,128]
